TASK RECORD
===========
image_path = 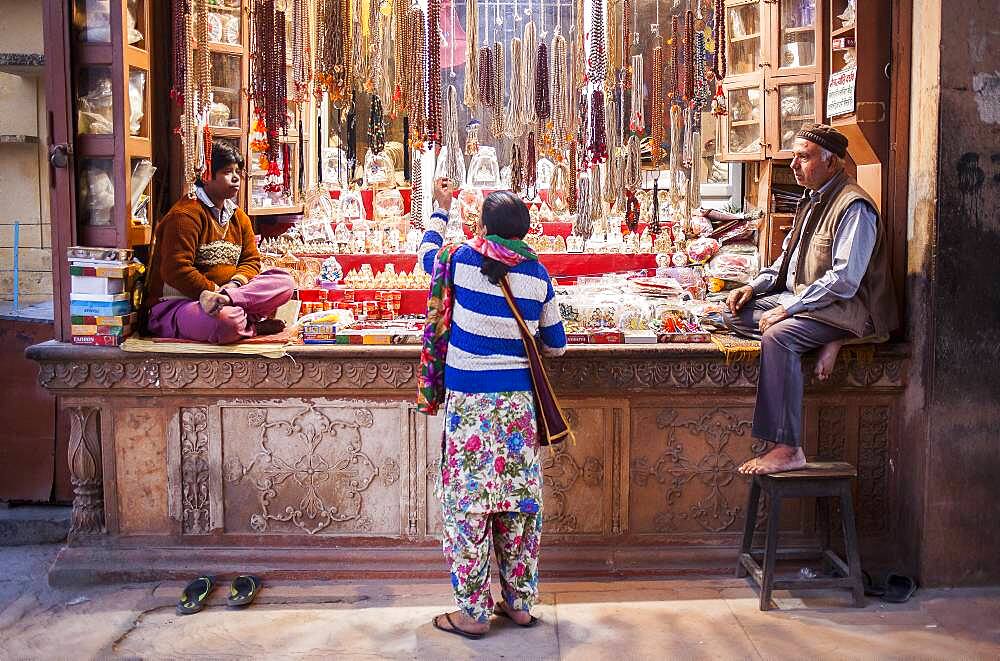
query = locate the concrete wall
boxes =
[900,0,1000,586]
[0,0,51,304]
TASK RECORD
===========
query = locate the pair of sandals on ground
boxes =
[176,574,262,615]
[433,601,540,640]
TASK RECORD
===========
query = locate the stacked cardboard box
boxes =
[67,247,138,347]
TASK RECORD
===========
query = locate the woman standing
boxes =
[419,182,566,639]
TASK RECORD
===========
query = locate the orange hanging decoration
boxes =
[201,125,213,182]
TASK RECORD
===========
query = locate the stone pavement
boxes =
[2,545,999,660]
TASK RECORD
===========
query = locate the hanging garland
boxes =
[629,54,644,134]
[522,21,538,129]
[489,41,506,141]
[464,0,480,110]
[250,1,288,165]
[506,37,526,138]
[668,15,680,102]
[443,84,464,181]
[291,0,311,105]
[684,10,695,101]
[589,0,607,85]
[587,89,608,164]
[535,41,551,122]
[406,7,428,145]
[711,0,728,115]
[368,94,386,154]
[426,0,443,146]
[651,43,664,165]
[550,29,570,155]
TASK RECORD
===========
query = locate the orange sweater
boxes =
[146,196,261,301]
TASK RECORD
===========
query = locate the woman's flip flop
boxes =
[493,604,540,627]
[226,574,262,608]
[432,613,486,640]
[176,575,215,615]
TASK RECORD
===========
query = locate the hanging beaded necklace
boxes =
[426,0,443,147]
[406,6,428,146]
[684,10,695,101]
[711,0,728,115]
[668,15,680,102]
[506,38,526,138]
[629,54,644,134]
[568,139,578,213]
[250,1,289,166]
[410,146,425,230]
[464,0,480,111]
[651,42,664,165]
[693,31,711,109]
[534,42,550,122]
[510,142,524,193]
[550,29,570,157]
[368,94,386,154]
[526,131,537,192]
[522,20,538,130]
[488,41,506,141]
[292,0,312,106]
[443,85,464,181]
[589,0,607,85]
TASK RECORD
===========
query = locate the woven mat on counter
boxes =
[121,331,294,359]
[710,333,762,363]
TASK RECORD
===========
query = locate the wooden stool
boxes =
[736,462,865,611]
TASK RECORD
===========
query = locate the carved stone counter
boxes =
[27,341,907,585]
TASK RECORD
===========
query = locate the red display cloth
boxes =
[318,253,657,279]
[539,222,649,238]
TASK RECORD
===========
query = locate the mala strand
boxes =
[624,134,641,232]
[411,147,425,230]
[406,7,427,145]
[684,9,695,101]
[629,54,644,134]
[589,0,607,84]
[668,15,680,102]
[649,176,661,235]
[574,170,592,237]
[464,0,479,111]
[712,0,727,81]
[651,44,664,165]
[693,31,711,109]
[526,132,537,191]
[193,0,211,116]
[622,0,632,87]
[550,30,570,155]
[534,43,550,122]
[488,41,506,141]
[169,0,188,106]
[368,94,386,155]
[587,89,608,164]
[669,104,683,207]
[392,0,409,114]
[522,21,538,129]
[506,38,526,138]
[291,0,311,105]
[510,142,524,194]
[478,46,495,110]
[443,84,464,181]
[346,93,357,178]
[568,140,578,213]
[426,0,443,147]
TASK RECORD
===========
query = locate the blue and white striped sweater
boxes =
[418,210,567,393]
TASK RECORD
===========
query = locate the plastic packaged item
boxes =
[707,250,759,283]
[457,187,484,228]
[434,146,467,186]
[687,237,721,264]
[128,69,145,135]
[340,190,366,220]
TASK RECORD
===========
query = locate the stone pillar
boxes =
[67,406,104,536]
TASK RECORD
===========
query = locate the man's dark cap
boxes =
[796,123,848,158]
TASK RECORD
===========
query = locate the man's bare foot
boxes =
[494,600,535,626]
[432,610,489,638]
[737,445,807,475]
[815,339,846,381]
[199,290,231,317]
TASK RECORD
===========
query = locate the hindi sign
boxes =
[827,66,857,118]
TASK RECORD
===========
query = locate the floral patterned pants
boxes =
[442,508,543,623]
[439,390,545,622]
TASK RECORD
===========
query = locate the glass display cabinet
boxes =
[721,0,824,161]
[71,0,155,247]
